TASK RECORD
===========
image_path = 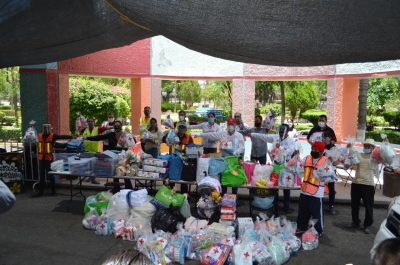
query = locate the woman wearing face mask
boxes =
[195,118,245,196]
[85,120,136,192]
[142,118,162,158]
[286,118,298,139]
[186,112,221,154]
[307,114,336,145]
[346,139,384,234]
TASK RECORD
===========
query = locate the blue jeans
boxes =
[145,147,158,158]
[251,154,267,164]
[284,189,291,207]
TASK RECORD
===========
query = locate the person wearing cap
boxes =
[296,141,334,236]
[195,118,245,196]
[34,124,73,197]
[346,138,382,234]
[186,112,221,154]
[233,112,249,132]
[248,124,297,213]
[307,114,337,145]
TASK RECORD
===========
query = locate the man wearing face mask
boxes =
[195,118,245,196]
[307,115,337,145]
[248,124,297,213]
[101,113,116,148]
[33,124,73,197]
[238,115,269,164]
[346,138,383,234]
[186,112,221,154]
[139,107,152,151]
[233,112,250,132]
[296,141,334,236]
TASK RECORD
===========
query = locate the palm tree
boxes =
[356,79,368,141]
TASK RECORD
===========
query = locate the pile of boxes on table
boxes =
[137,158,169,178]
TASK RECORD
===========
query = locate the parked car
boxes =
[374,196,400,245]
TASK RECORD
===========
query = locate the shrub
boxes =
[255,108,260,116]
[221,107,232,118]
[300,109,327,127]
[1,116,17,126]
[366,129,400,144]
[381,111,400,129]
[187,114,208,123]
[260,103,282,117]
[161,102,185,112]
[0,111,5,120]
[0,127,22,140]
[0,105,12,110]
[295,124,314,131]
[367,115,389,127]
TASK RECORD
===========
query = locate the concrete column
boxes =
[58,74,70,134]
[232,79,255,127]
[150,78,162,128]
[327,78,359,141]
[131,78,151,135]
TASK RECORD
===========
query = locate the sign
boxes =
[0,152,24,194]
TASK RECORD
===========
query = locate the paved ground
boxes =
[0,187,390,265]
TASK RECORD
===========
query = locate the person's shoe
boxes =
[91,179,100,185]
[330,206,337,215]
[284,206,295,214]
[364,226,371,234]
[31,192,44,198]
[346,222,360,229]
[86,177,92,183]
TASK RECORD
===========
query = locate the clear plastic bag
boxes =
[302,219,319,250]
[233,238,253,265]
[380,141,396,165]
[95,208,112,236]
[162,115,175,129]
[82,206,99,230]
[278,170,294,187]
[199,243,232,265]
[266,236,290,265]
[142,130,154,141]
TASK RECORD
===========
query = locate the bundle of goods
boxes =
[221,156,247,188]
[185,143,204,158]
[285,154,302,186]
[75,112,87,133]
[68,156,95,175]
[139,158,169,178]
[66,139,85,153]
[251,164,273,188]
[342,136,360,169]
[162,114,174,129]
[23,120,38,143]
[141,130,154,142]
[220,194,236,225]
[379,134,396,165]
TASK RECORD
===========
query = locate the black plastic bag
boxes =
[151,207,186,233]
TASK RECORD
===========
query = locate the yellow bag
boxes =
[84,140,103,152]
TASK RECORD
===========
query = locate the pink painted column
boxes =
[150,78,162,128]
[58,74,70,134]
[131,78,151,135]
[46,71,59,133]
[327,78,360,141]
[232,79,255,127]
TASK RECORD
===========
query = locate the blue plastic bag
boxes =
[209,158,228,176]
[169,152,185,180]
[66,139,85,153]
[253,196,274,210]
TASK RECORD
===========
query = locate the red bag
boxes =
[270,172,279,187]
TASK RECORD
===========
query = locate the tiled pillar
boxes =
[150,78,162,128]
[232,79,256,127]
[58,74,70,134]
[327,78,359,141]
[131,78,151,135]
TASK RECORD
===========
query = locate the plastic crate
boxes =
[92,158,117,176]
[67,157,94,175]
[53,153,76,162]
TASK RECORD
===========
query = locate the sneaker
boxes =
[364,226,371,234]
[346,222,360,229]
[330,206,337,215]
[91,179,100,185]
[284,206,295,214]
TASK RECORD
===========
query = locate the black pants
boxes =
[38,159,54,194]
[351,183,375,227]
[251,154,267,165]
[297,194,324,235]
[328,182,336,207]
[203,147,217,154]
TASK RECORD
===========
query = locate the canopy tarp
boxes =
[1,0,400,68]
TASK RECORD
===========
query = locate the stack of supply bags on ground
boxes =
[219,194,236,225]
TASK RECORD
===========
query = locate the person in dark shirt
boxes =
[307,115,337,145]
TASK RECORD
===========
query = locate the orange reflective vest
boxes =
[169,134,191,155]
[301,155,327,195]
[38,133,54,161]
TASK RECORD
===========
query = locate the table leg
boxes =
[249,188,252,217]
[67,176,87,212]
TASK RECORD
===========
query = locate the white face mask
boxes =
[318,121,325,128]
[287,123,293,128]
[179,115,185,121]
[108,118,114,123]
[228,125,235,132]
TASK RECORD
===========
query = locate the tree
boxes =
[285,81,320,119]
[255,81,279,105]
[162,80,176,102]
[69,78,131,133]
[203,81,230,109]
[0,67,20,123]
[357,79,368,141]
[367,78,400,115]
[176,80,202,109]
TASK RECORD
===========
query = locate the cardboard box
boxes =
[237,217,254,237]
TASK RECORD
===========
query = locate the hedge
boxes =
[0,105,12,110]
[0,127,22,140]
[259,103,282,116]
[1,116,17,126]
[161,102,185,112]
[381,111,400,128]
[366,129,400,144]
[300,109,327,127]
[0,111,5,120]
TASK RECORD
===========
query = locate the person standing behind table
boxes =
[195,118,245,197]
[138,106,152,151]
[307,114,337,145]
[238,115,269,164]
[81,117,110,185]
[174,110,191,134]
[286,118,298,139]
[33,124,73,197]
[322,130,340,215]
[346,138,383,234]
[296,141,333,236]
[101,113,117,149]
[85,120,136,193]
[233,112,250,132]
[186,112,221,154]
[161,122,194,194]
[248,124,297,213]
[141,118,162,158]
[0,180,16,214]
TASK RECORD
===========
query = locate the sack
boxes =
[155,185,186,207]
[224,156,239,168]
[242,162,256,183]
[84,193,110,215]
[180,196,191,218]
[181,158,197,181]
[209,158,229,177]
[253,196,274,210]
[197,157,211,182]
[380,142,396,165]
[273,164,285,174]
[151,207,186,233]
[222,165,247,187]
[169,152,185,180]
[253,164,273,179]
[278,170,295,187]
[66,139,85,153]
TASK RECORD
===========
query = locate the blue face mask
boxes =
[178,129,186,134]
[208,117,214,123]
[88,122,94,127]
[363,148,371,154]
[150,123,156,128]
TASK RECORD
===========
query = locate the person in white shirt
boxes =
[195,118,245,196]
[187,112,221,154]
[248,124,297,213]
[286,118,298,139]
[296,141,335,236]
[233,112,249,132]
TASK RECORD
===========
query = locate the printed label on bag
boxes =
[160,191,178,205]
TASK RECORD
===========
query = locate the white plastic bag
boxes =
[128,196,156,224]
[253,164,273,179]
[106,192,131,223]
[162,114,174,129]
[380,141,396,165]
[302,219,319,250]
[196,157,211,182]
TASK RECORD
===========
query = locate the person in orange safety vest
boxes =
[33,124,73,197]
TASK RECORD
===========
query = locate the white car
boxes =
[374,196,400,245]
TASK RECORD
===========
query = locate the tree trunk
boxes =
[279,81,285,124]
[357,79,369,141]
